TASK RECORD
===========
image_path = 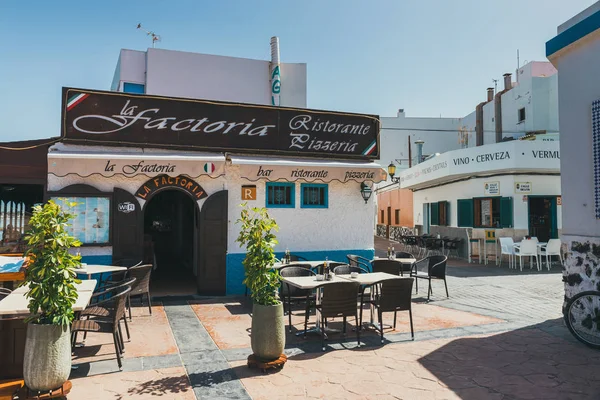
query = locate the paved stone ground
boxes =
[66,236,594,400]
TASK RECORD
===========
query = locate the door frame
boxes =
[526,195,558,239]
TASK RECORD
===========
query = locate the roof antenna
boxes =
[136,23,161,48]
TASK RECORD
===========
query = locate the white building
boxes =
[547,2,600,300]
[399,141,561,258]
[45,43,384,296]
[111,47,307,108]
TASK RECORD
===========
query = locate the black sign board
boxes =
[61,88,380,159]
[135,174,208,201]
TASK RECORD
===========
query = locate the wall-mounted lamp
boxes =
[387,162,401,183]
[360,182,372,204]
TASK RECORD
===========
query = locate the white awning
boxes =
[230,155,387,183]
[48,151,226,179]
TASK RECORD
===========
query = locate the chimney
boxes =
[503,73,512,91]
[414,140,425,165]
[487,88,494,102]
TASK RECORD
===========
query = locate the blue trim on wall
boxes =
[123,82,145,94]
[300,183,328,208]
[547,9,600,57]
[266,182,295,208]
[225,248,375,295]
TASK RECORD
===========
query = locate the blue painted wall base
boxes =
[226,249,375,295]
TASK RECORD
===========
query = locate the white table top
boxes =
[337,272,405,285]
[12,279,98,294]
[0,279,97,316]
[373,257,417,264]
[514,242,547,247]
[74,264,127,275]
[281,274,349,290]
[273,260,333,270]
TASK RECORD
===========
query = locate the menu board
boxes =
[481,199,492,227]
[53,197,110,244]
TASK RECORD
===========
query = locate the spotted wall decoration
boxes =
[592,99,600,219]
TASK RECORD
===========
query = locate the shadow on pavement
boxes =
[418,318,600,399]
[123,375,191,399]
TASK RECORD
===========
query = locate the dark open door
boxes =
[112,188,144,264]
[198,190,228,295]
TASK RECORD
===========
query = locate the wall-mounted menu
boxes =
[53,197,110,244]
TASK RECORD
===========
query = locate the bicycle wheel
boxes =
[564,290,600,349]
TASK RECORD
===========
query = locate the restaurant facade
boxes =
[399,140,561,258]
[39,87,386,295]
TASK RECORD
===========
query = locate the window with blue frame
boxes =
[266,182,295,208]
[301,184,328,208]
[123,82,145,94]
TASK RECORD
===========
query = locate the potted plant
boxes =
[236,203,285,361]
[21,200,82,391]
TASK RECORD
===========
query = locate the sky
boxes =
[0,0,596,141]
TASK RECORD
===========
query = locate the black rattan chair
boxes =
[0,287,12,300]
[395,251,414,259]
[126,263,153,319]
[289,254,308,262]
[313,261,346,275]
[304,281,361,351]
[371,259,402,276]
[332,265,369,275]
[359,277,414,343]
[72,286,131,370]
[411,255,448,301]
[347,254,372,272]
[280,266,315,332]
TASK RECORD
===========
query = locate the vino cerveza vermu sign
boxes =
[61,88,380,159]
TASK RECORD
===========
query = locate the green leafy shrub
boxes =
[23,200,82,326]
[236,203,280,306]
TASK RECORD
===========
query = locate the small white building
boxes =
[547,2,600,299]
[399,140,561,258]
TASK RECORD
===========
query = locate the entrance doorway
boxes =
[144,190,196,296]
[528,196,558,242]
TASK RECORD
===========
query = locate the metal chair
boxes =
[71,286,132,370]
[410,255,448,301]
[125,263,153,319]
[304,281,361,351]
[279,266,316,332]
[359,277,415,343]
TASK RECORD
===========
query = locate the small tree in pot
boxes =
[236,203,284,361]
[22,200,82,391]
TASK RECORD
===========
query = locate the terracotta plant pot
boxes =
[23,324,71,391]
[251,302,285,361]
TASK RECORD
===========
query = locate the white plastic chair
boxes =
[514,240,540,271]
[538,239,562,271]
[497,237,516,269]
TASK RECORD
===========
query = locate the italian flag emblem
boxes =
[204,162,215,174]
[67,93,89,111]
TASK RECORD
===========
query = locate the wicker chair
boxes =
[313,261,346,275]
[72,286,131,370]
[0,287,12,300]
[80,277,136,341]
[279,266,315,332]
[332,265,369,275]
[289,254,308,262]
[411,255,448,301]
[304,281,361,351]
[126,264,153,319]
[346,254,372,272]
[359,277,415,343]
[371,259,402,276]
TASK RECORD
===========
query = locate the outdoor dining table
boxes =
[74,264,127,280]
[272,260,331,270]
[0,279,97,379]
[373,257,416,264]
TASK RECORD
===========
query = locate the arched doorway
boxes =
[144,189,197,296]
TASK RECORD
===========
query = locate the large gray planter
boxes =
[23,324,71,391]
[251,302,285,361]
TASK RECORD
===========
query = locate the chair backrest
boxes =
[279,266,315,297]
[519,240,538,256]
[314,261,346,275]
[127,264,153,295]
[499,237,515,253]
[282,263,311,269]
[529,237,539,243]
[289,254,307,262]
[428,255,448,278]
[347,255,371,272]
[319,282,359,318]
[0,287,12,301]
[111,286,132,326]
[333,265,368,275]
[546,239,561,254]
[371,259,401,275]
[396,251,414,259]
[378,278,414,312]
[113,259,143,268]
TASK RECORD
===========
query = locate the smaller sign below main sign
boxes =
[135,174,208,201]
[514,181,532,193]
[484,181,500,196]
[241,185,257,201]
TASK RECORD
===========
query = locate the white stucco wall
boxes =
[412,174,562,230]
[550,32,600,238]
[142,48,307,107]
